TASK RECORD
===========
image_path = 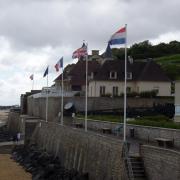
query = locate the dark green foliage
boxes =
[112,40,180,80]
[139,90,158,98]
[74,92,80,96]
[112,40,180,60]
[121,90,157,98]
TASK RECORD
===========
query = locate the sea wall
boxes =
[7,111,22,134]
[33,121,127,180]
[141,145,180,180]
[7,112,39,142]
[27,96,173,121]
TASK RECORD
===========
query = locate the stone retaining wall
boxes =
[141,145,180,180]
[34,121,127,180]
[7,112,22,134]
[76,119,180,149]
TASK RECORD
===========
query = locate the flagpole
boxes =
[32,75,34,90]
[85,43,88,132]
[46,71,49,122]
[123,24,127,142]
[61,66,64,125]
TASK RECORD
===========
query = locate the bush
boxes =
[74,92,80,96]
[139,90,158,97]
[101,93,111,97]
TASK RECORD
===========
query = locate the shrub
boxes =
[139,90,158,97]
[74,92,80,96]
[101,93,111,97]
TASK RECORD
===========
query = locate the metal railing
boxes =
[122,142,134,180]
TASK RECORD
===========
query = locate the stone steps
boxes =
[126,156,146,180]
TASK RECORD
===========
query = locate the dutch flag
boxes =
[109,26,126,45]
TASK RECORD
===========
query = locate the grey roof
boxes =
[94,60,171,82]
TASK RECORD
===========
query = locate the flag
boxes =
[72,43,88,59]
[109,26,126,45]
[30,74,34,80]
[43,66,49,77]
[54,57,63,72]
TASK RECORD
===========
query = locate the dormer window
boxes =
[127,72,132,80]
[88,72,94,80]
[110,71,117,79]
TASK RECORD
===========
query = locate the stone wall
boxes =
[7,111,22,134]
[76,119,180,148]
[141,145,180,180]
[27,96,173,121]
[33,121,127,180]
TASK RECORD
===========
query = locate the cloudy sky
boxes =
[0,0,180,105]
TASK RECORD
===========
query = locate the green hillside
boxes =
[112,40,180,80]
[155,54,180,80]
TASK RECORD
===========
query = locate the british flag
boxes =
[72,43,88,59]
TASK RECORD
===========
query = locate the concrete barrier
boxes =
[141,145,180,180]
[33,121,127,180]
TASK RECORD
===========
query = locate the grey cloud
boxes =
[0,0,180,105]
[0,0,179,51]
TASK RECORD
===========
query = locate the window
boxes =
[90,72,94,79]
[127,87,131,93]
[127,72,132,80]
[100,86,106,96]
[110,71,117,79]
[113,86,118,96]
[175,106,180,116]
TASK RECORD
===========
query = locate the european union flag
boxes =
[43,66,49,77]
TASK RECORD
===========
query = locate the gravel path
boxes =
[0,154,31,180]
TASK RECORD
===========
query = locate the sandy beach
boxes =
[0,110,31,180]
[0,154,32,180]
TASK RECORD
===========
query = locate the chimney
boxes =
[92,50,99,56]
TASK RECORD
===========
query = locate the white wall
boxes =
[137,81,171,96]
[89,80,171,97]
[89,81,135,97]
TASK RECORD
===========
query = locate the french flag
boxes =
[55,57,63,72]
[109,26,126,45]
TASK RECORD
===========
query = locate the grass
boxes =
[77,114,123,123]
[155,54,180,64]
[154,54,180,80]
[77,114,180,129]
